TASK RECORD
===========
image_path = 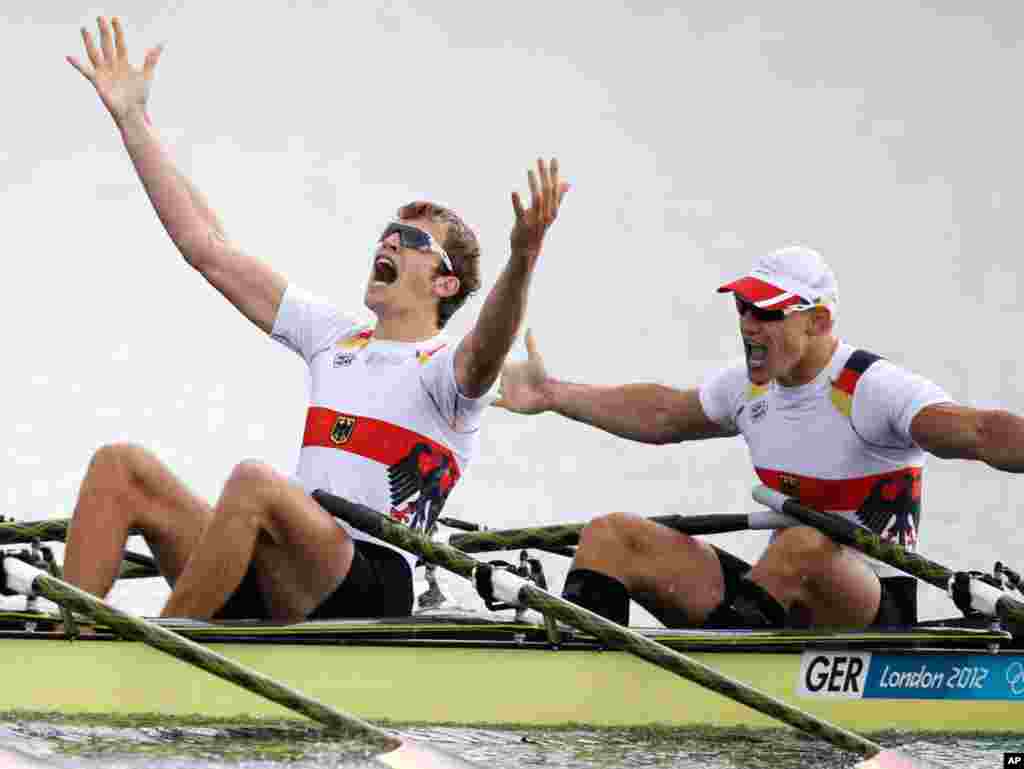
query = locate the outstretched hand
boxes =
[510,158,570,269]
[493,330,552,415]
[67,16,163,124]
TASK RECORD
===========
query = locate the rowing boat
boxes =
[2,492,1021,769]
[1,607,1021,733]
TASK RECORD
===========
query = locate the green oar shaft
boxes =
[752,485,1024,635]
[312,491,884,760]
[0,519,132,546]
[6,562,398,750]
[0,520,157,579]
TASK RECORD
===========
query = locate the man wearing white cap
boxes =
[496,245,1024,629]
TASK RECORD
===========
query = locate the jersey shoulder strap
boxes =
[830,349,884,417]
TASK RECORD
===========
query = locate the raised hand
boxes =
[509,158,570,268]
[67,16,162,124]
[493,330,553,415]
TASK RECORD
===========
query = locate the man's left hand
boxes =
[510,158,569,268]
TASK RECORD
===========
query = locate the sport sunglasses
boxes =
[734,295,818,322]
[379,222,454,273]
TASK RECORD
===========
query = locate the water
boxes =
[0,716,1019,769]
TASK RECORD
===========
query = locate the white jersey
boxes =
[698,342,952,578]
[271,285,489,574]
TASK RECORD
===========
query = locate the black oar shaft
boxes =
[449,514,751,554]
[312,491,883,759]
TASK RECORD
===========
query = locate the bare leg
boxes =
[572,512,725,626]
[63,443,212,598]
[161,461,355,622]
[748,526,880,628]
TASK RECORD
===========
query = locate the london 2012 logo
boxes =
[1007,661,1024,697]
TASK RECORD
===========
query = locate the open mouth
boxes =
[372,255,398,285]
[745,339,768,369]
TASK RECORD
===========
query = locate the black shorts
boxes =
[703,565,917,629]
[214,540,414,621]
[872,575,917,627]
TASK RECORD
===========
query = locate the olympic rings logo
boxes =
[1007,662,1024,697]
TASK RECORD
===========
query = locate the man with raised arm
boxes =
[497,245,1024,629]
[64,17,567,622]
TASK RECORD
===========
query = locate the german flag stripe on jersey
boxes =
[830,349,884,417]
[756,466,921,512]
[302,406,462,480]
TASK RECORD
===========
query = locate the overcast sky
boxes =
[2,1,1023,620]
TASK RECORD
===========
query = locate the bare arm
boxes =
[69,17,284,334]
[546,381,730,444]
[911,402,1024,472]
[495,330,732,444]
[454,159,568,398]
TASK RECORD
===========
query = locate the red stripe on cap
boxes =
[716,276,803,309]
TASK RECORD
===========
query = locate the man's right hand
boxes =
[493,330,554,415]
[68,16,162,126]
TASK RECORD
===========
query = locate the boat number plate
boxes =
[796,651,1024,700]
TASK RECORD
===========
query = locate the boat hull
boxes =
[2,615,1021,733]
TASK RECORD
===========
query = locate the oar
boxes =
[312,490,938,769]
[448,510,796,555]
[751,485,1024,637]
[0,557,481,769]
[436,517,481,532]
[0,519,126,546]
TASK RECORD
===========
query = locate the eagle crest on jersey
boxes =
[856,470,921,546]
[387,443,457,533]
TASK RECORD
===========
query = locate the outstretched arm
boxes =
[453,158,568,398]
[495,330,731,444]
[68,17,284,334]
[911,402,1024,472]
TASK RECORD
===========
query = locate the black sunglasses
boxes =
[379,222,454,273]
[734,295,791,323]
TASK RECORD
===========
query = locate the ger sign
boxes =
[798,652,1024,700]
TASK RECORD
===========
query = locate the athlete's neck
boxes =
[372,313,442,343]
[777,336,840,388]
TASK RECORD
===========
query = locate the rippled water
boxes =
[1,716,1019,769]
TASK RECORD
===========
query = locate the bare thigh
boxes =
[574,512,724,626]
[799,546,880,627]
[751,528,881,628]
[217,463,356,620]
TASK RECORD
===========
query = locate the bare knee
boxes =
[577,512,637,555]
[218,460,289,528]
[79,442,164,507]
[762,526,839,578]
[86,442,146,482]
[225,459,281,488]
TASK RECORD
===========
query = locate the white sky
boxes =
[2,1,1023,620]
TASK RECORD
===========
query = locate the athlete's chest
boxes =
[736,388,865,471]
[308,343,438,416]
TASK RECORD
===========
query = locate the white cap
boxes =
[717,246,839,310]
